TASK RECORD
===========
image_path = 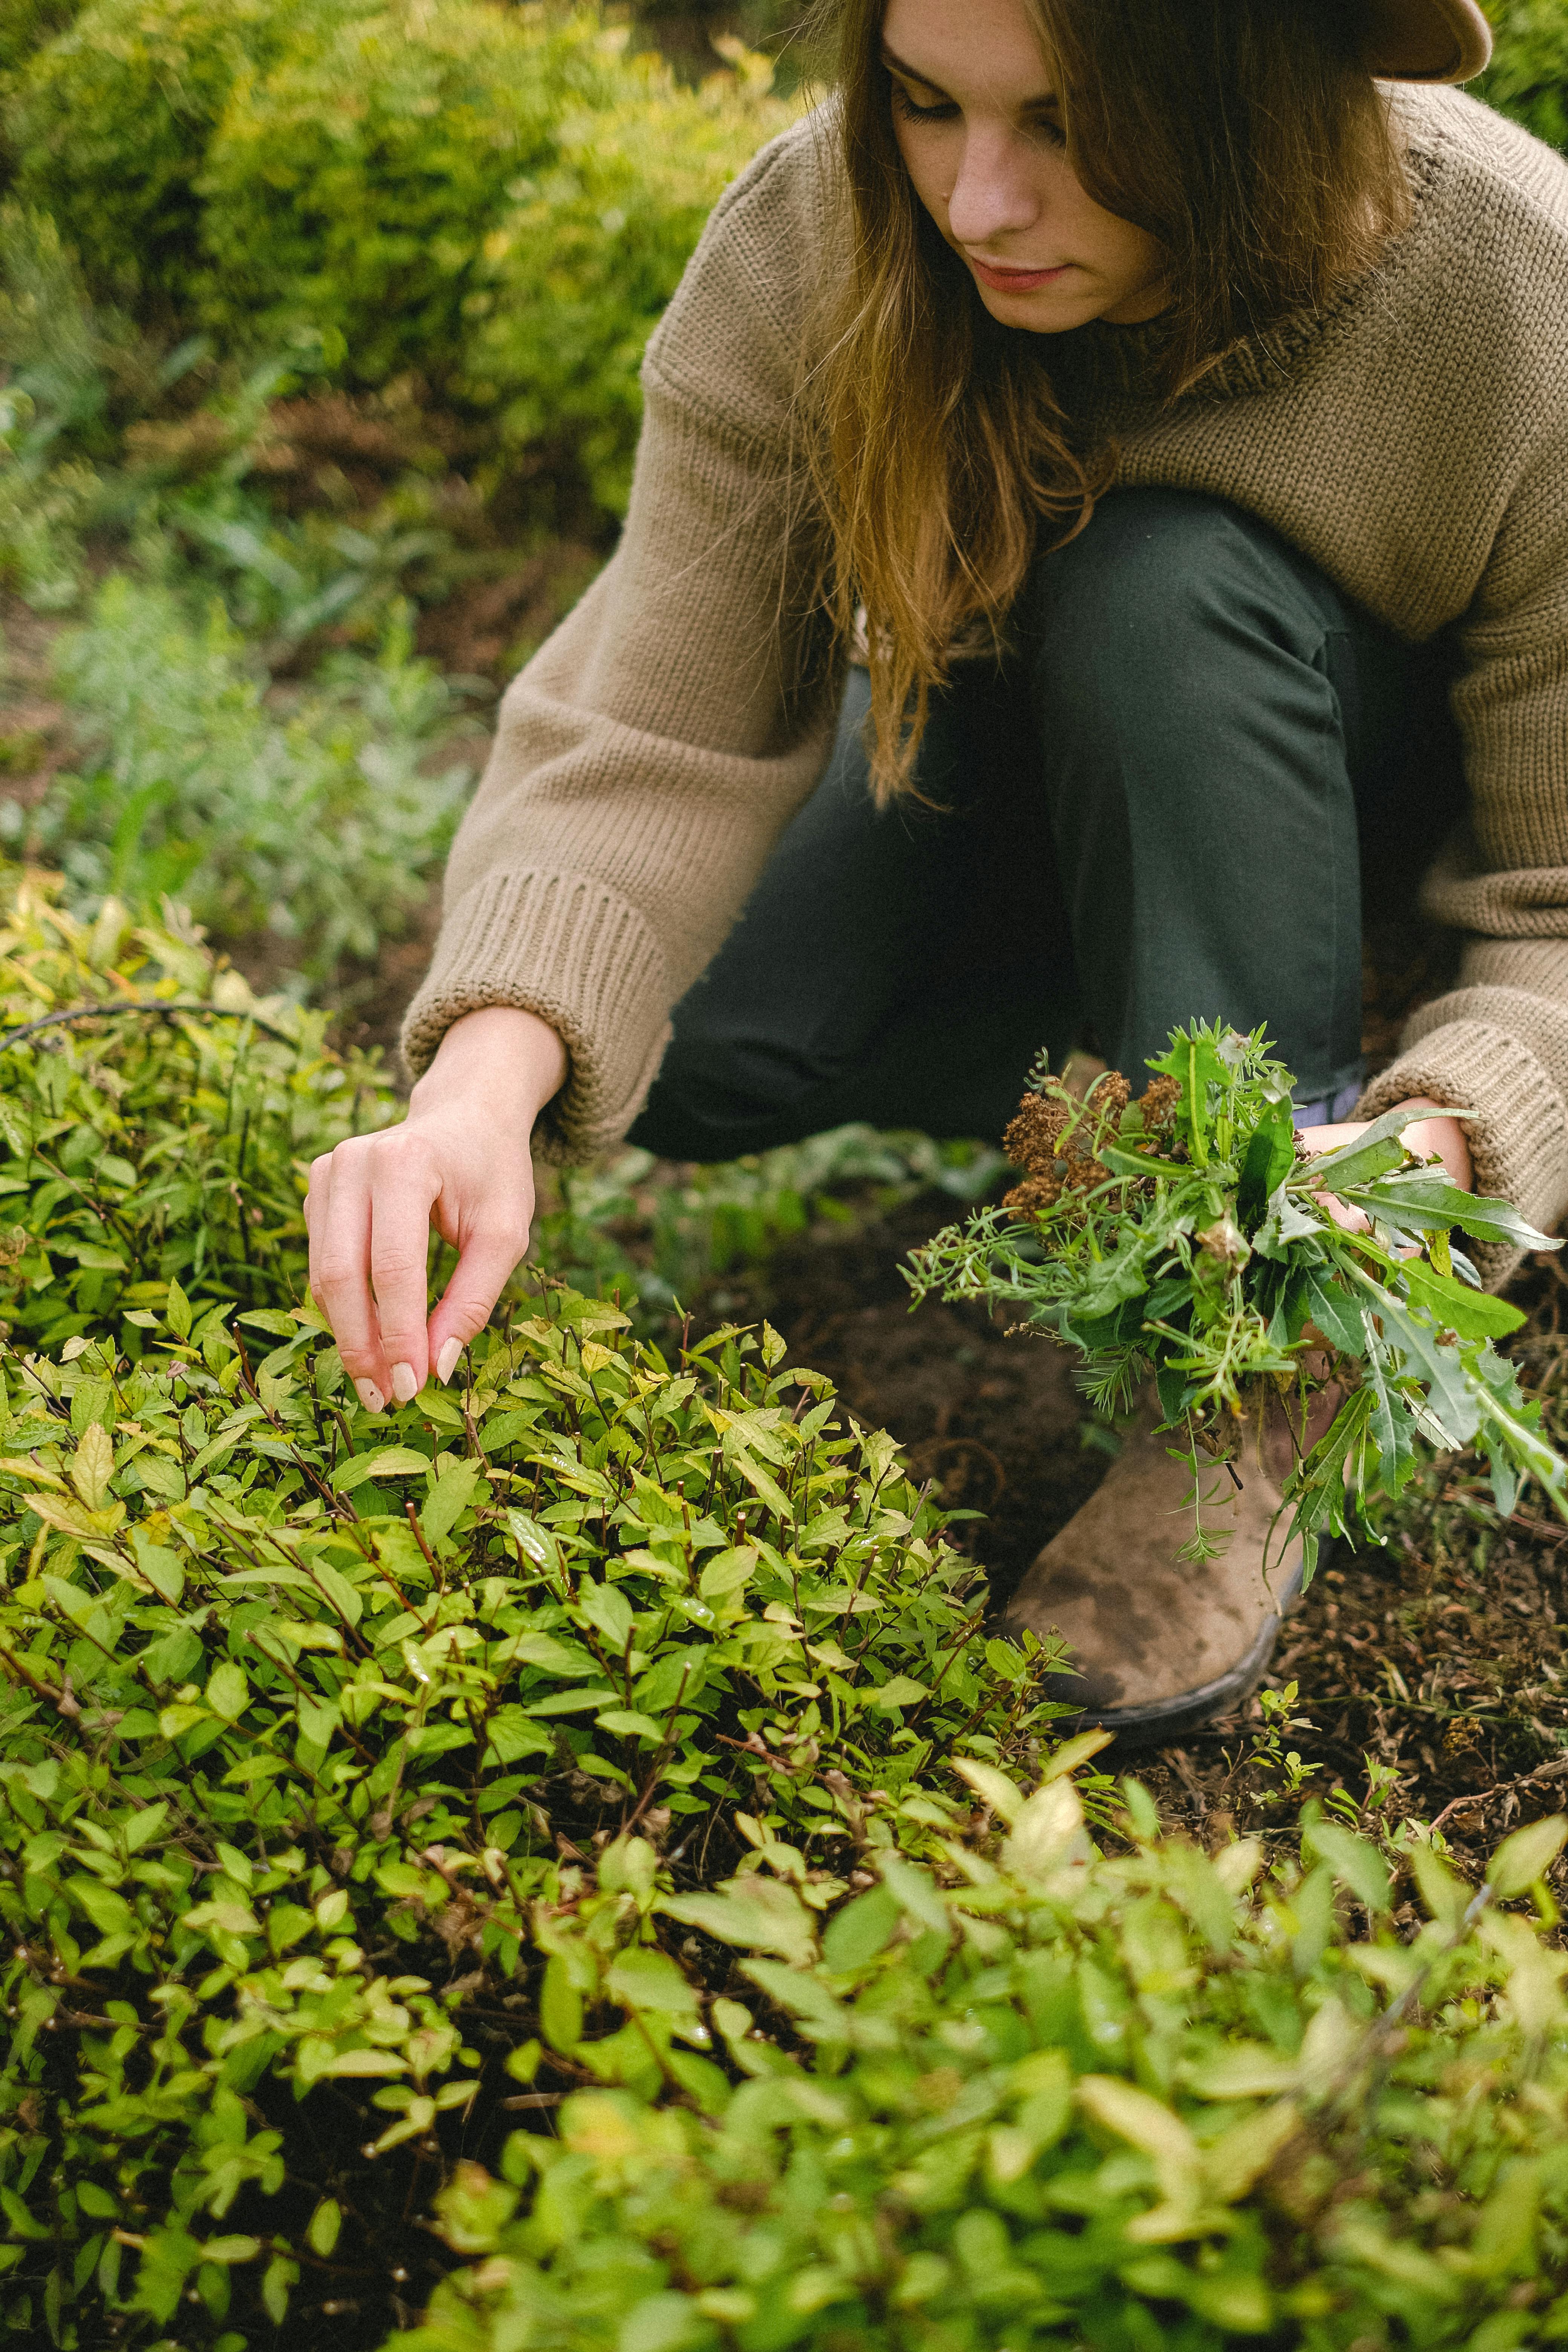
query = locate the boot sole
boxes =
[1035,1555,1307,1753]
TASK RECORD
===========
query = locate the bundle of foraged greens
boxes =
[907,1020,1566,1579]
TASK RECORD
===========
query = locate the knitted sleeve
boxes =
[1357,400,1568,1286]
[398,119,841,1161]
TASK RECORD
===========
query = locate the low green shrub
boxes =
[457,35,795,518]
[0,0,83,80]
[193,0,618,391]
[23,576,472,978]
[5,0,794,536]
[0,1285,1060,2347]
[402,1790,1568,2352]
[3,0,296,309]
[0,868,397,1348]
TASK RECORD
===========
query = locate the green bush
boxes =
[194,0,618,391]
[1479,0,1568,149]
[0,1285,1062,2347]
[5,0,793,532]
[2,1275,1566,2347]
[402,1793,1568,2352]
[0,868,398,1348]
[3,0,295,307]
[24,574,472,977]
[0,0,83,79]
[1,877,1567,2349]
[458,36,795,518]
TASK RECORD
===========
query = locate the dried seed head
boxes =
[1003,1173,1063,1215]
[1003,1093,1069,1176]
[1091,1072,1131,1127]
[1140,1074,1181,1136]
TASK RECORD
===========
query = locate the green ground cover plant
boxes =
[538,1128,1004,1323]
[0,859,989,1357]
[1,1279,1566,2347]
[26,577,473,982]
[910,1024,1567,1580]
[0,868,398,1348]
[401,1793,1568,2352]
[0,1279,1066,2346]
[0,890,1563,2346]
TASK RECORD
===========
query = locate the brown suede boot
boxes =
[1002,1409,1305,1749]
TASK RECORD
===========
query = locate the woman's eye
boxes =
[1029,113,1067,148]
[889,82,959,123]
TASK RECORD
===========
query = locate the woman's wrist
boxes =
[409,1006,568,1134]
[1397,1097,1473,1192]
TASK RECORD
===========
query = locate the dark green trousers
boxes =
[629,489,1464,1159]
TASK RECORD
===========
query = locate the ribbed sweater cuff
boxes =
[1356,1008,1568,1289]
[399,870,671,1165]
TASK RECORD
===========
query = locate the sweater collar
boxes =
[1049,128,1443,412]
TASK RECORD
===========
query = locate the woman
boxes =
[307,0,1568,1742]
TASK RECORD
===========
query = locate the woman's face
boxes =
[882,0,1168,331]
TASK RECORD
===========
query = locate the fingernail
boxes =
[436,1337,462,1386]
[354,1379,385,1415]
[390,1361,419,1405]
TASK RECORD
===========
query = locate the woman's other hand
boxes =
[306,1006,568,1413]
[1295,1095,1473,1235]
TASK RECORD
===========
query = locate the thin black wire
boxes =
[0,999,301,1051]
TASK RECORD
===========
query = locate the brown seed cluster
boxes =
[1003,1070,1132,1216]
[1140,1073,1181,1139]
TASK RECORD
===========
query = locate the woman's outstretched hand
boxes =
[1296,1095,1473,1234]
[305,1005,568,1414]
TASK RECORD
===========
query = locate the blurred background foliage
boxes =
[0,0,798,1001]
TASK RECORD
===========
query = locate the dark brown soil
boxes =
[734,1189,1108,1598]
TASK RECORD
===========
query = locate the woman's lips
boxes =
[968,256,1071,293]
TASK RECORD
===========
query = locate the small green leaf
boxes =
[421,1456,481,1544]
[577,1579,634,1651]
[331,1446,430,1491]
[1489,1815,1568,1901]
[660,1876,818,1968]
[822,1884,900,1971]
[1303,1820,1391,1914]
[205,1660,248,1721]
[541,1953,583,2053]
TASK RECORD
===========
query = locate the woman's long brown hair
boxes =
[802,0,1412,801]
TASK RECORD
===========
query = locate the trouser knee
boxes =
[1020,487,1351,784]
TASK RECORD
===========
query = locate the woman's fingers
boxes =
[305,1008,565,1406]
[308,1145,387,1407]
[307,1133,443,1410]
[427,1211,536,1386]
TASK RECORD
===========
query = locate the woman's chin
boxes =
[975,282,1110,334]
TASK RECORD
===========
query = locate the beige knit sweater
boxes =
[404,86,1568,1282]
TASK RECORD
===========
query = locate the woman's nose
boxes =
[944,127,1044,247]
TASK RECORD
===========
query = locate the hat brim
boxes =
[1363,0,1493,82]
